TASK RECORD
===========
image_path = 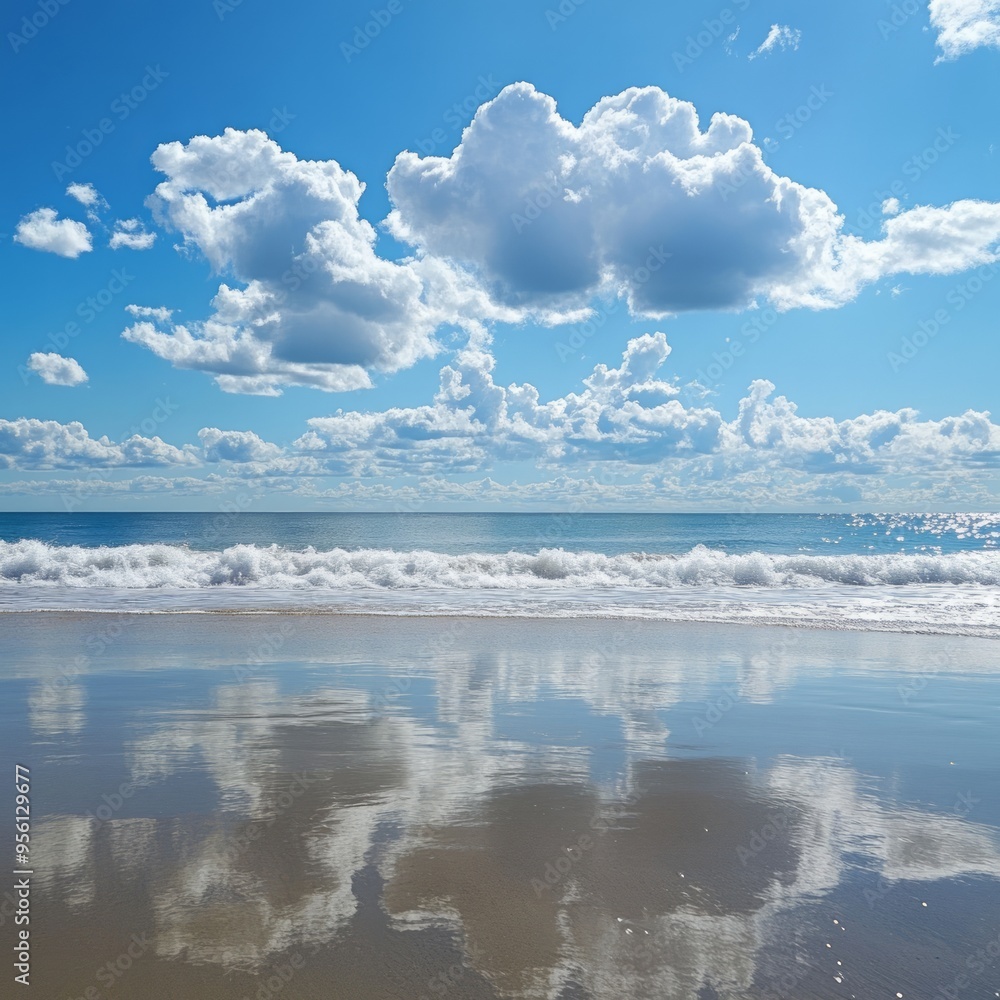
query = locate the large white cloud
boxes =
[27,353,89,387]
[14,208,92,258]
[120,88,1000,394]
[0,419,198,470]
[123,129,508,396]
[929,0,1000,60]
[387,84,1000,315]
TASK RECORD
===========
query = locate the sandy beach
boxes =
[3,613,998,999]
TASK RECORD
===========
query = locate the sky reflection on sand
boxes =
[5,616,999,999]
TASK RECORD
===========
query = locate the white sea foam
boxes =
[2,541,999,635]
[2,540,999,591]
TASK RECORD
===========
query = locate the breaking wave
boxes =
[2,540,999,590]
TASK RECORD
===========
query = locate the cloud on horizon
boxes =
[10,335,995,496]
[0,418,198,470]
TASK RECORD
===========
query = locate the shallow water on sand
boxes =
[2,615,999,999]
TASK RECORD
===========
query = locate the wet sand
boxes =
[2,614,999,999]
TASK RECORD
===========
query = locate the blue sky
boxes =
[2,0,999,510]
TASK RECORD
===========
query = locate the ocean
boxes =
[5,515,999,997]
[1,511,998,634]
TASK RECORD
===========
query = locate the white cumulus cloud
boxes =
[388,84,1000,317]
[14,208,92,258]
[294,333,718,475]
[198,428,284,463]
[126,304,174,322]
[124,128,502,396]
[5,327,1000,507]
[26,353,89,387]
[65,183,107,210]
[929,0,1000,60]
[287,334,1000,479]
[0,419,199,470]
[110,218,156,250]
[123,87,1000,393]
[748,24,802,59]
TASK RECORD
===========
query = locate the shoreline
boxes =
[0,603,996,641]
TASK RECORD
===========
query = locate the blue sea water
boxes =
[1,510,998,555]
[1,511,998,633]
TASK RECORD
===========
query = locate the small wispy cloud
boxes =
[66,182,109,223]
[126,304,174,322]
[749,23,802,60]
[110,218,156,250]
